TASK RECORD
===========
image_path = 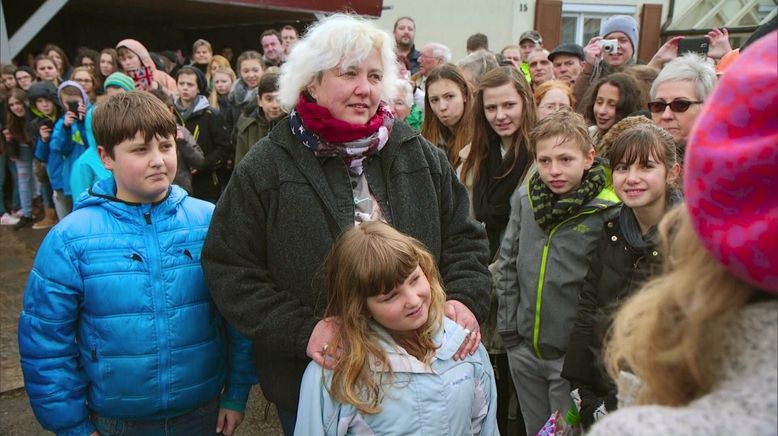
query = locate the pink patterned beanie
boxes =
[684,31,778,293]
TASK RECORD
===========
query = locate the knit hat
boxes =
[684,31,778,293]
[601,15,639,52]
[104,72,136,91]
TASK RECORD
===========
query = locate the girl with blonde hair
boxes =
[295,221,497,435]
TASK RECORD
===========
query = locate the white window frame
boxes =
[561,3,638,46]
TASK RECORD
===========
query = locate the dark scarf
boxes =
[290,93,394,175]
[620,190,683,248]
[473,139,531,259]
[530,158,608,232]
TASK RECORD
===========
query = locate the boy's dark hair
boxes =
[467,33,489,52]
[529,110,592,157]
[175,66,207,95]
[92,91,176,157]
[257,72,280,96]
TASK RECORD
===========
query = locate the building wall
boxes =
[373,0,672,62]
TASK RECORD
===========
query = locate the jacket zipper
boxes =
[532,205,606,359]
[142,208,171,409]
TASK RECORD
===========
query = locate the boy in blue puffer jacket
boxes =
[18,91,257,436]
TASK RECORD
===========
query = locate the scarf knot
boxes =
[530,158,608,232]
[290,93,394,175]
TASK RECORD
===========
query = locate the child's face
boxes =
[34,97,55,116]
[213,72,233,96]
[365,265,431,335]
[72,71,94,94]
[239,59,263,89]
[1,74,16,90]
[258,91,283,121]
[120,51,142,71]
[100,53,116,77]
[15,71,33,90]
[36,60,58,81]
[593,83,620,131]
[535,134,594,195]
[177,73,199,103]
[99,131,177,204]
[8,97,26,118]
[612,152,678,211]
[193,45,212,64]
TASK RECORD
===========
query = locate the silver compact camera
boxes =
[599,39,619,54]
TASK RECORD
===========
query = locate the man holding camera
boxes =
[573,15,639,111]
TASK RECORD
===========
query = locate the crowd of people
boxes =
[4,10,776,436]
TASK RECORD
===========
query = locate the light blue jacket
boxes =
[18,178,257,436]
[295,318,499,435]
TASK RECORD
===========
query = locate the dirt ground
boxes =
[0,226,283,435]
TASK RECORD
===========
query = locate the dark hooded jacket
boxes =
[174,95,230,203]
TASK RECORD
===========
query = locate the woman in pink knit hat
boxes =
[588,31,777,435]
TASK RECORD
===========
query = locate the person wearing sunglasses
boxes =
[649,53,717,162]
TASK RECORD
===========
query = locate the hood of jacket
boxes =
[175,95,210,123]
[116,38,158,72]
[57,80,90,108]
[27,80,61,115]
[77,176,187,217]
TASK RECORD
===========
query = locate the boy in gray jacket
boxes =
[494,111,620,435]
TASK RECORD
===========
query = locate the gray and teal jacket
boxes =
[494,174,620,359]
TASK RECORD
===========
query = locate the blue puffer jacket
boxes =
[18,178,257,436]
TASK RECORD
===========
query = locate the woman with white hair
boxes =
[390,78,423,130]
[201,14,491,435]
[648,53,717,162]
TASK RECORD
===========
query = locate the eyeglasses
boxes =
[647,100,703,113]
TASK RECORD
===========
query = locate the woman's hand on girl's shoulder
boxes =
[307,317,342,369]
[445,300,481,360]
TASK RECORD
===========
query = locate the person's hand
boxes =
[190,168,198,174]
[176,126,184,141]
[227,160,234,170]
[583,36,603,66]
[89,432,100,436]
[64,110,77,127]
[444,300,481,360]
[707,27,732,59]
[2,128,12,142]
[216,408,244,435]
[648,36,683,69]
[39,125,52,142]
[306,317,341,369]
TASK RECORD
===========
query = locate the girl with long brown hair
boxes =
[421,64,474,168]
[295,221,497,434]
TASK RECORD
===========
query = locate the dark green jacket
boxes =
[234,109,280,167]
[202,119,491,410]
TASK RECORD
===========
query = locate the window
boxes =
[561,4,638,46]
